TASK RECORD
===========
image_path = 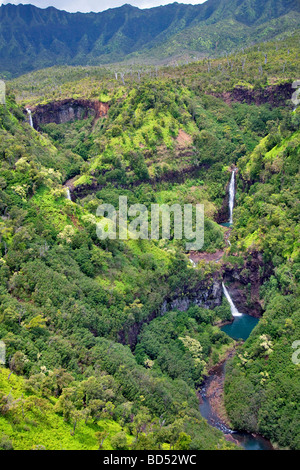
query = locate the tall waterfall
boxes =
[222,282,242,317]
[228,169,236,224]
[26,109,34,128]
[65,187,72,201]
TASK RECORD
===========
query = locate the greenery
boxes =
[0,1,299,77]
[0,24,299,450]
[224,118,300,449]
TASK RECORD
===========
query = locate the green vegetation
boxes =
[0,92,236,450]
[224,118,300,449]
[135,306,233,386]
[0,29,299,450]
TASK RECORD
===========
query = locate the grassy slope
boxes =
[0,366,135,450]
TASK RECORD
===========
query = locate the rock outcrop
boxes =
[222,251,272,317]
[118,274,223,348]
[25,99,109,130]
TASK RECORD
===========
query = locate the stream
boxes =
[199,310,274,450]
[198,168,273,450]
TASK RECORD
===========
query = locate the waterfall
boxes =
[65,187,71,201]
[228,169,236,224]
[222,282,242,317]
[26,108,34,128]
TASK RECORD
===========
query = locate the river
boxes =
[199,312,274,450]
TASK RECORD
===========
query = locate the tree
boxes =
[133,432,157,450]
[110,431,128,450]
[9,351,29,375]
[70,409,86,435]
[175,432,192,450]
[54,385,83,422]
[132,407,152,440]
[95,431,109,450]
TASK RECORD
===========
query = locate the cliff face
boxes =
[161,277,223,313]
[118,275,223,348]
[72,165,205,199]
[26,99,109,129]
[223,252,272,317]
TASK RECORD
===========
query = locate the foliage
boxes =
[1,1,299,76]
[0,29,299,450]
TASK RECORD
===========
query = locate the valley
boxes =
[0,11,299,451]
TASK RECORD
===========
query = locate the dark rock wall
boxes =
[118,275,223,348]
[223,252,272,317]
[26,99,109,130]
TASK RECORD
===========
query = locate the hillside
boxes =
[0,0,299,77]
[224,126,300,448]
[0,29,299,450]
[0,82,236,451]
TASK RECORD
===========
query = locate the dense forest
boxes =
[0,18,299,451]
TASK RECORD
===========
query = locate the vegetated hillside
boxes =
[15,31,296,199]
[224,124,300,449]
[10,29,300,106]
[0,33,299,450]
[0,0,300,77]
[0,91,236,451]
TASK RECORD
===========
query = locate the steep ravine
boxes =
[199,347,274,450]
[199,289,274,450]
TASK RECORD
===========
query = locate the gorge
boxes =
[0,22,298,450]
[200,282,272,450]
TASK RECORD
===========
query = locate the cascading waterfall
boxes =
[228,169,236,224]
[26,108,34,128]
[222,282,242,317]
[65,187,72,201]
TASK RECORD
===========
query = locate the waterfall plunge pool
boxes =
[221,314,259,341]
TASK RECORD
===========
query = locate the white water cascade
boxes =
[26,108,34,128]
[65,187,72,201]
[222,282,242,317]
[228,169,236,224]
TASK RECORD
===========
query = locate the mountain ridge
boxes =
[0,0,299,76]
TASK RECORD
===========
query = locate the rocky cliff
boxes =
[118,274,223,348]
[222,251,272,317]
[211,82,293,107]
